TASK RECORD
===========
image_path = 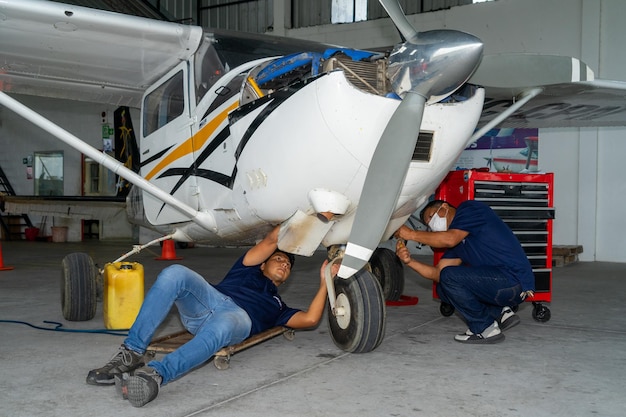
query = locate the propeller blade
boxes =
[338,92,426,278]
[379,0,418,42]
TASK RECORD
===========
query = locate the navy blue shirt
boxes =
[215,256,300,336]
[442,200,535,291]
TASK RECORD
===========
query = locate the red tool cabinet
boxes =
[433,170,554,322]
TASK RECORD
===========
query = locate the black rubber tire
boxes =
[328,269,386,353]
[61,252,97,321]
[370,247,405,301]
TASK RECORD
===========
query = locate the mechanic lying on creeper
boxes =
[86,225,335,407]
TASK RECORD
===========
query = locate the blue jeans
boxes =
[436,265,524,334]
[123,265,252,384]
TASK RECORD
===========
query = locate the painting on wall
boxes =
[454,128,539,173]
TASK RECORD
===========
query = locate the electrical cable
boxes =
[0,319,128,336]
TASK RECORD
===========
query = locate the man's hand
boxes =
[394,225,413,242]
[396,239,412,265]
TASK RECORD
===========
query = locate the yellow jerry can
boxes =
[103,262,144,329]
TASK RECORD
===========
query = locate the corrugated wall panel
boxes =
[292,0,331,28]
[198,0,271,32]
[368,0,473,21]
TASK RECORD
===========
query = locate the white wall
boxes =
[0,94,135,240]
[274,0,626,263]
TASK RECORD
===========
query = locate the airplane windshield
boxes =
[209,30,336,70]
[194,30,338,104]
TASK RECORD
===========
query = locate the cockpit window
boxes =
[194,39,226,104]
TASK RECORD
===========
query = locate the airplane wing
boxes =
[470,54,626,129]
[0,0,203,108]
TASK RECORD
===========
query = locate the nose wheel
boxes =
[327,268,386,353]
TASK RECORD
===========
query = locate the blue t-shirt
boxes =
[215,256,300,336]
[442,200,535,291]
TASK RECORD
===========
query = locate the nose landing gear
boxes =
[325,246,386,353]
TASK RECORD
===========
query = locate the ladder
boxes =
[0,165,34,240]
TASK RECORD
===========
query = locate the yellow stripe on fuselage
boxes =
[145,101,239,181]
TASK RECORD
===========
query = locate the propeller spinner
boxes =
[338,0,484,278]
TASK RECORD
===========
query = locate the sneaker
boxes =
[454,321,504,344]
[86,345,145,386]
[499,307,521,331]
[127,366,162,407]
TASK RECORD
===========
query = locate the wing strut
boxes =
[469,87,543,142]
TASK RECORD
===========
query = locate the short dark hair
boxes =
[267,250,295,268]
[419,199,455,224]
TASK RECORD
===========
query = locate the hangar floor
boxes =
[1,239,624,417]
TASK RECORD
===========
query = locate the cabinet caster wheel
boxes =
[440,302,455,317]
[532,302,551,322]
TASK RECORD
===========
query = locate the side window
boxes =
[143,70,185,137]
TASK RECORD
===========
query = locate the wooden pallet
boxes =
[552,245,583,267]
[147,326,294,370]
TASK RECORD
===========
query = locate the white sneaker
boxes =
[454,321,504,344]
[499,307,521,331]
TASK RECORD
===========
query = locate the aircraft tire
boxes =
[328,270,386,353]
[61,252,97,321]
[370,247,404,301]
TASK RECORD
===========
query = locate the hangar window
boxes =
[34,151,63,196]
[331,0,367,24]
[142,70,185,137]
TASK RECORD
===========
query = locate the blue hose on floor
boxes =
[0,320,128,336]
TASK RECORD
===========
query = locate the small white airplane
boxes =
[2,0,626,353]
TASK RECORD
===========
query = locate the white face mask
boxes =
[428,206,448,232]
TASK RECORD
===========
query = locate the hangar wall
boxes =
[273,0,626,263]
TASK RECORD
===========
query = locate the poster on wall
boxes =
[454,128,539,173]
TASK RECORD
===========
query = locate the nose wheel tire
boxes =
[327,269,386,353]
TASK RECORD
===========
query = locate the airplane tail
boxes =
[114,106,140,197]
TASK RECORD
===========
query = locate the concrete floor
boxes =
[1,239,625,417]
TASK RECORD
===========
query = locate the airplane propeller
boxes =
[338,0,484,278]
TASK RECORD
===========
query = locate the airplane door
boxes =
[140,62,198,225]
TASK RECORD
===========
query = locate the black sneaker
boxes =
[127,366,162,407]
[454,321,505,344]
[499,307,521,331]
[86,345,145,386]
